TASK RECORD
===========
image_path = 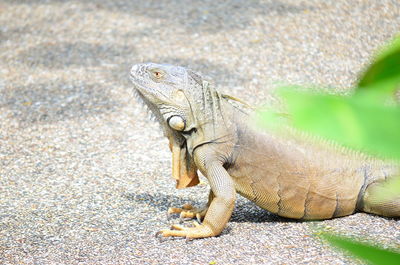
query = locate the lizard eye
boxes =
[150,69,164,80]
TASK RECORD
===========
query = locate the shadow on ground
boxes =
[16,42,136,69]
[6,0,315,33]
[8,44,249,127]
[123,191,291,223]
[155,57,248,85]
[0,81,120,126]
[13,41,248,87]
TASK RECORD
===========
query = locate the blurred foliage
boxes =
[258,36,400,264]
[320,233,400,265]
[259,35,400,159]
[358,36,400,94]
[275,88,400,160]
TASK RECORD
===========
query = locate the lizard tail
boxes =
[360,178,400,217]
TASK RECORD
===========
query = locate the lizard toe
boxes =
[167,204,208,222]
[156,223,215,239]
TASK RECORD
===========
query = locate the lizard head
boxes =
[130,62,202,189]
[129,63,201,129]
[130,63,189,108]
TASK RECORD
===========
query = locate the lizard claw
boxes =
[155,231,162,238]
[155,231,166,242]
[196,213,202,223]
[166,211,171,221]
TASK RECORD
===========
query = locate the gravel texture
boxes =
[1,0,400,264]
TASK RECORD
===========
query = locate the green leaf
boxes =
[321,233,400,265]
[358,36,400,94]
[258,88,400,159]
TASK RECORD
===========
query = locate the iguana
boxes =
[129,62,400,239]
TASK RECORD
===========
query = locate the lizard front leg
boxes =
[158,147,236,239]
[167,191,214,222]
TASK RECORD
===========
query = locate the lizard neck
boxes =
[183,87,239,155]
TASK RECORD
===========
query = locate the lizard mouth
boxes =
[129,63,148,93]
[129,72,142,91]
[129,73,151,101]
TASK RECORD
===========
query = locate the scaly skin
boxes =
[129,63,400,239]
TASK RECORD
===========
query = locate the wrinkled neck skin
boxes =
[133,88,187,148]
[179,82,237,156]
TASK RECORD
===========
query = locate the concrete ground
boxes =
[1,0,399,264]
